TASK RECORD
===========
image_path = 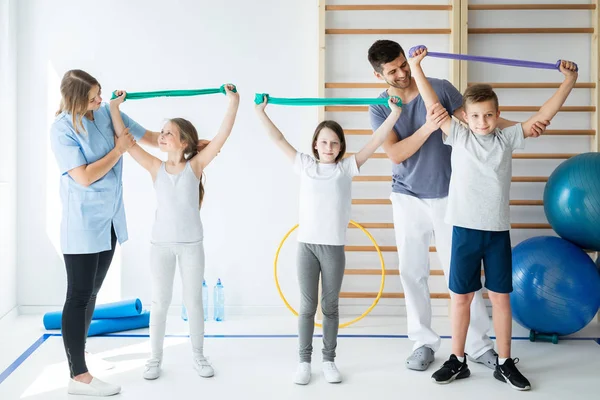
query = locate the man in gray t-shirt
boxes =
[370,77,461,198]
[366,40,547,372]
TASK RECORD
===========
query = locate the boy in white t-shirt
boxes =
[407,46,578,391]
[255,95,401,385]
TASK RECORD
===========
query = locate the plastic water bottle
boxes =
[213,279,225,321]
[202,279,209,321]
[181,300,188,321]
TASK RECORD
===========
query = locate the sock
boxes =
[456,355,465,363]
[498,358,508,365]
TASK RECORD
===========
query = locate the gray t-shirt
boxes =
[444,120,525,231]
[369,78,464,198]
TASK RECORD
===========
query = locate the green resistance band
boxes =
[254,93,402,108]
[110,84,237,101]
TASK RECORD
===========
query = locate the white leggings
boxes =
[149,242,205,360]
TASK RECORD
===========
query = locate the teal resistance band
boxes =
[254,93,402,108]
[110,84,237,101]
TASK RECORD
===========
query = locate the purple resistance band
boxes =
[408,45,578,71]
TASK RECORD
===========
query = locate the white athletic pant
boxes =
[390,193,494,358]
[149,242,205,359]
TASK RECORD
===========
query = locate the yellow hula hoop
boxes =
[274,220,385,328]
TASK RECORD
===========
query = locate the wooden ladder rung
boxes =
[468,82,595,89]
[326,106,595,112]
[502,106,595,112]
[342,248,595,254]
[511,176,549,182]
[353,175,392,182]
[326,29,451,35]
[345,269,399,275]
[345,129,595,136]
[345,246,435,252]
[512,153,575,159]
[469,28,594,34]
[326,5,453,11]
[352,199,392,205]
[326,83,387,89]
[344,269,485,276]
[346,152,575,160]
[351,199,543,206]
[511,223,552,229]
[327,82,596,89]
[339,292,491,299]
[348,223,552,229]
[541,130,596,135]
[469,4,596,11]
[353,176,549,183]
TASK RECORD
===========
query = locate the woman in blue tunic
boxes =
[50,69,158,396]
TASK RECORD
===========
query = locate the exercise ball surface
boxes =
[544,152,600,251]
[511,236,600,336]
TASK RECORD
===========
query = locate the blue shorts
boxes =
[448,226,513,294]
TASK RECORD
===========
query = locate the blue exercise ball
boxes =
[544,152,600,251]
[511,236,600,336]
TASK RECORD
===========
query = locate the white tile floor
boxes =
[1,314,599,399]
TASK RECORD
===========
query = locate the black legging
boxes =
[62,226,116,377]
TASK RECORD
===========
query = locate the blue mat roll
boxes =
[87,312,150,337]
[43,299,143,330]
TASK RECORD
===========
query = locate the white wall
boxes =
[0,0,18,319]
[17,0,318,313]
[15,0,596,318]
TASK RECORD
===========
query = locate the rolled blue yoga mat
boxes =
[86,311,150,337]
[43,298,143,330]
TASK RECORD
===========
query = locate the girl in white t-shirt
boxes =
[255,96,401,385]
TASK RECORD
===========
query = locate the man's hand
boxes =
[424,103,450,133]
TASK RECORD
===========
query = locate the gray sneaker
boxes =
[468,349,498,370]
[406,346,435,371]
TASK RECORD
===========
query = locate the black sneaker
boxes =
[494,358,531,391]
[431,354,470,384]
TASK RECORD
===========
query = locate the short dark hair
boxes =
[368,40,406,73]
[463,84,499,110]
[312,120,346,163]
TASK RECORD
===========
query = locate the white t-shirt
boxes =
[444,120,525,231]
[294,153,360,245]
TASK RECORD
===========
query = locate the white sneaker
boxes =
[85,352,115,371]
[293,362,311,385]
[193,356,214,378]
[322,361,342,383]
[143,358,162,380]
[67,377,121,396]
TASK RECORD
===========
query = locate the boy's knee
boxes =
[453,292,475,307]
[487,291,510,308]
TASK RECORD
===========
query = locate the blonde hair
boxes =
[169,118,205,207]
[55,69,100,133]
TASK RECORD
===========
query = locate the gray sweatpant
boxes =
[297,242,345,363]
